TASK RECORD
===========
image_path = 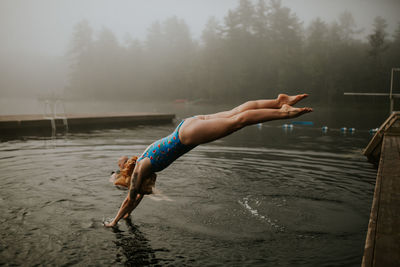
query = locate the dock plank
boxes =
[373,135,400,266]
[362,134,400,267]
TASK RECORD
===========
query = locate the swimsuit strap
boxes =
[172,119,185,142]
[176,119,185,133]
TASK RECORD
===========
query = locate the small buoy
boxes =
[322,126,328,132]
[282,124,293,131]
[349,128,356,133]
[257,123,262,129]
[340,127,347,132]
[369,128,378,134]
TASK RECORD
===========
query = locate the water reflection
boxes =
[0,123,377,266]
[113,218,165,266]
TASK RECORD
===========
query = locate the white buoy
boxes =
[282,123,293,131]
[322,126,328,132]
[369,128,378,134]
[349,128,356,133]
[340,127,347,132]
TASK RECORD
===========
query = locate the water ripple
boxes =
[0,126,376,266]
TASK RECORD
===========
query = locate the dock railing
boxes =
[389,68,400,113]
[344,67,400,114]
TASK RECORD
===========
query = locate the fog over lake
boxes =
[1,0,399,110]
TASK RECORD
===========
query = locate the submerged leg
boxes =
[181,104,312,145]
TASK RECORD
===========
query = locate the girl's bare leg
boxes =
[181,104,312,145]
[203,94,308,119]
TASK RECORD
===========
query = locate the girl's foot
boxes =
[280,104,313,118]
[278,94,308,107]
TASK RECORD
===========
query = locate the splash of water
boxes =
[238,196,284,231]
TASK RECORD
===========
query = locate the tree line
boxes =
[67,0,400,107]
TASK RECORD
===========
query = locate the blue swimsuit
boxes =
[137,120,196,172]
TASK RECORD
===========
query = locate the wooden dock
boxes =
[0,113,175,136]
[362,112,400,267]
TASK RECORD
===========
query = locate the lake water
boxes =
[0,117,377,266]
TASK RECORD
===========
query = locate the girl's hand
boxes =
[103,220,116,228]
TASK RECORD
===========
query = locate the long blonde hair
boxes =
[114,156,138,188]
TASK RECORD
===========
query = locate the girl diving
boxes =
[104,94,312,227]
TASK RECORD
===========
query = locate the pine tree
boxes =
[368,16,388,61]
[67,20,94,98]
[368,16,389,93]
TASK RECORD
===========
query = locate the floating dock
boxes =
[0,113,175,136]
[362,112,400,267]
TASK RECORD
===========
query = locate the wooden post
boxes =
[390,68,400,114]
[390,68,394,114]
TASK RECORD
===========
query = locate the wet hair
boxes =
[114,156,138,188]
[118,156,129,169]
[120,156,138,178]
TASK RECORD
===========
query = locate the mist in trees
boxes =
[66,0,400,107]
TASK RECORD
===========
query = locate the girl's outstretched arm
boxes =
[104,172,144,227]
[104,193,143,227]
[123,194,143,219]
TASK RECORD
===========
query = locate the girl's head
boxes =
[118,156,129,170]
[120,156,138,178]
[112,156,138,188]
[114,156,156,193]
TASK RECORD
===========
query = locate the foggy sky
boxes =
[1,0,399,58]
[0,0,399,98]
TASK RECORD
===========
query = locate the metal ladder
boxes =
[43,99,68,134]
[54,99,69,132]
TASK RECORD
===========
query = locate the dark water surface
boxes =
[0,121,377,266]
